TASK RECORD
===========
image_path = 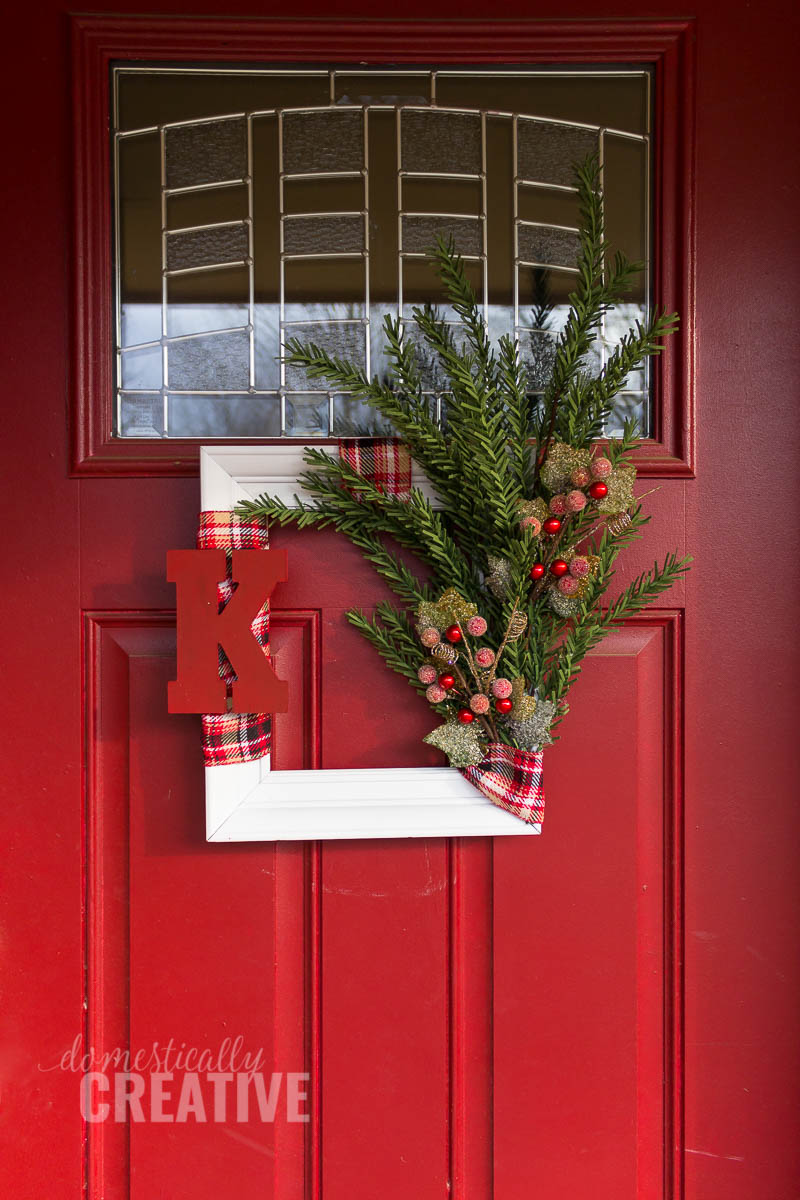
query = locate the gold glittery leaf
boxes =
[547,588,582,617]
[436,587,478,624]
[540,442,592,494]
[486,554,513,600]
[508,698,557,751]
[597,464,636,514]
[423,721,486,768]
[416,600,448,632]
[510,677,538,720]
[516,497,549,527]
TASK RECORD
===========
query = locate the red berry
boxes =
[438,673,456,690]
[495,697,513,714]
[445,624,463,643]
[588,481,609,500]
[457,708,475,724]
[529,562,546,580]
[549,559,569,577]
[542,516,562,535]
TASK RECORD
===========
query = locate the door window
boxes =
[113,67,651,439]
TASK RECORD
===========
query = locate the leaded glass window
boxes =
[113,66,651,439]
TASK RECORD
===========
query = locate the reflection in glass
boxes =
[168,394,281,438]
[120,344,162,390]
[332,393,394,437]
[284,394,330,436]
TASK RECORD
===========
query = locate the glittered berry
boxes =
[529,562,545,581]
[542,516,562,535]
[420,627,440,647]
[549,558,569,577]
[558,576,579,595]
[426,684,447,704]
[469,693,490,714]
[591,456,612,479]
[445,624,463,643]
[475,647,495,668]
[520,515,542,536]
[491,678,513,699]
[571,467,591,488]
[466,615,488,636]
[418,664,437,684]
[569,555,590,578]
[457,708,475,724]
[438,673,456,690]
[495,697,513,715]
[588,481,609,501]
[566,489,587,513]
[549,494,567,516]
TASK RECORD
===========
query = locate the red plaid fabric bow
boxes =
[460,743,545,826]
[338,438,412,498]
[197,511,273,767]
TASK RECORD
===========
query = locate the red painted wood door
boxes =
[3,4,799,1199]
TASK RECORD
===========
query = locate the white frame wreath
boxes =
[201,446,539,841]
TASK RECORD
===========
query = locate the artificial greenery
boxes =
[238,155,690,757]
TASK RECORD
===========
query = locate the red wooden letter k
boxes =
[167,548,289,714]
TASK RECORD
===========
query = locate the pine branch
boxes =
[543,551,691,702]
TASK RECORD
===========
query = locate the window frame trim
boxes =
[71,15,696,478]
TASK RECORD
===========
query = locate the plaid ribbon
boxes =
[197,511,273,767]
[338,438,412,498]
[460,743,545,826]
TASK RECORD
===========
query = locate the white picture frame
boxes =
[200,446,539,842]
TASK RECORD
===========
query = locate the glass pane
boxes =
[332,393,394,436]
[166,223,249,271]
[120,344,162,390]
[400,110,482,175]
[283,214,364,256]
[168,394,281,438]
[402,215,482,257]
[114,65,652,439]
[165,118,248,189]
[284,393,330,436]
[167,183,249,229]
[517,119,599,187]
[283,322,366,391]
[165,264,249,339]
[119,393,164,437]
[167,330,250,391]
[517,224,581,269]
[282,110,364,174]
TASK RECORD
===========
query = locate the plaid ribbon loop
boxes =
[338,438,412,499]
[460,743,545,825]
[197,511,273,767]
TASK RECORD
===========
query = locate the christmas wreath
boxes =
[239,157,690,824]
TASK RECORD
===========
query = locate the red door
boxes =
[3,5,799,1199]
